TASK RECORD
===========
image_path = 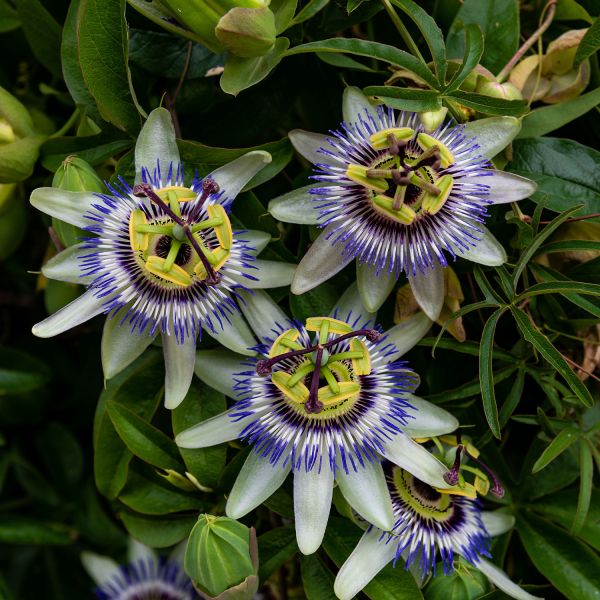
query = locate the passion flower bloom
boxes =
[334,442,541,600]
[81,538,197,599]
[30,108,295,408]
[176,286,460,555]
[269,87,537,320]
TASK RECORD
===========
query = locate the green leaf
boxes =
[499,366,525,427]
[388,0,446,83]
[508,138,600,222]
[510,307,594,407]
[534,487,600,551]
[177,137,292,191]
[93,350,164,499]
[419,337,515,361]
[76,0,143,134]
[537,240,600,255]
[446,0,519,74]
[0,1,19,33]
[363,87,442,112]
[444,24,484,93]
[220,37,290,96]
[290,281,338,323]
[0,347,50,395]
[15,0,62,78]
[119,463,203,515]
[258,527,297,582]
[555,0,593,23]
[323,518,424,600]
[291,0,330,25]
[40,132,133,172]
[572,440,593,534]
[317,51,379,72]
[36,423,83,490]
[286,38,439,89]
[107,400,183,472]
[479,308,506,439]
[574,16,600,67]
[301,555,337,600]
[517,280,600,302]
[518,87,600,139]
[517,512,600,600]
[121,512,196,547]
[531,425,580,473]
[0,516,76,545]
[171,380,227,490]
[446,90,528,116]
[512,203,584,288]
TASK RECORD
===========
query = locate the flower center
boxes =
[130,181,231,288]
[256,317,381,416]
[345,128,456,225]
[392,467,454,521]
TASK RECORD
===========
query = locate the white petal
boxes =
[101,310,156,380]
[461,226,507,266]
[291,226,354,295]
[237,288,289,344]
[226,452,291,518]
[402,395,459,438]
[334,528,396,600]
[293,465,334,555]
[135,107,179,184]
[242,230,271,255]
[331,282,375,327]
[463,116,521,159]
[408,266,444,321]
[175,409,246,448]
[474,171,537,204]
[128,538,156,564]
[268,184,322,225]
[380,434,452,489]
[81,552,121,587]
[204,309,257,356]
[356,262,397,313]
[336,462,394,531]
[289,130,333,165]
[481,510,516,538]
[383,312,432,362]
[194,349,248,399]
[476,558,543,600]
[342,86,379,125]
[162,333,196,409]
[42,243,92,285]
[31,290,105,338]
[30,188,100,228]
[210,151,271,200]
[236,259,296,289]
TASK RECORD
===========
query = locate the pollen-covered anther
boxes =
[145,255,193,286]
[416,133,455,168]
[128,209,149,251]
[421,174,454,215]
[369,127,414,150]
[346,164,389,192]
[372,195,417,224]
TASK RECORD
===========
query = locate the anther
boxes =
[463,447,505,498]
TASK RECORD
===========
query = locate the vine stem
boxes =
[49,108,79,139]
[380,0,425,64]
[496,0,557,83]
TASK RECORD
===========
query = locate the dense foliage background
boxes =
[0,0,599,598]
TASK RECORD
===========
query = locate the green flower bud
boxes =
[419,107,448,133]
[51,156,104,247]
[476,80,523,101]
[215,7,276,58]
[0,188,26,259]
[185,515,258,599]
[161,0,271,55]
